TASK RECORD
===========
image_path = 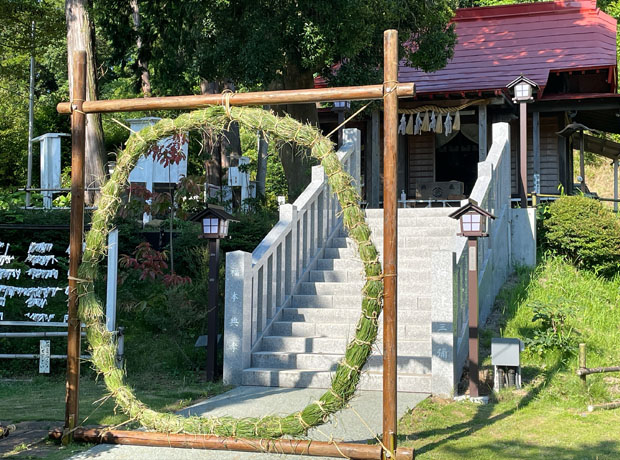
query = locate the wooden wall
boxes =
[511,114,561,195]
[406,133,435,197]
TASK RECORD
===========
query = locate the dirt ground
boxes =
[0,421,61,458]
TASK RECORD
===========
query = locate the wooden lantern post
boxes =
[507,75,538,208]
[191,205,236,381]
[450,200,494,398]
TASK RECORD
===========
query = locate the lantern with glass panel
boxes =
[507,74,538,103]
[449,200,494,238]
[190,204,237,239]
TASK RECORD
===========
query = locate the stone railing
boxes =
[223,129,361,384]
[431,122,512,396]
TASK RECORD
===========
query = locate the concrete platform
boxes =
[70,386,428,459]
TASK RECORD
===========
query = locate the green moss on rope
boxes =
[77,106,383,437]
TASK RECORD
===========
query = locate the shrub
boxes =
[542,196,620,276]
[524,299,577,356]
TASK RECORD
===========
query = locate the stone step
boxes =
[292,293,424,310]
[310,270,363,282]
[271,321,430,340]
[330,235,454,249]
[299,282,365,296]
[260,336,430,354]
[365,208,454,218]
[309,269,431,283]
[324,247,444,259]
[317,257,428,271]
[251,351,432,374]
[292,294,361,309]
[241,368,431,392]
[282,307,432,325]
[366,226,457,237]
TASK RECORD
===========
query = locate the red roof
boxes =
[398,0,617,95]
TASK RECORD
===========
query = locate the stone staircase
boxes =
[241,208,458,392]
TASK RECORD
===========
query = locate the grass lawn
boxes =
[1,369,228,458]
[399,256,620,459]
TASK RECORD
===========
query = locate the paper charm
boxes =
[429,111,437,131]
[0,269,21,280]
[405,114,414,135]
[28,242,53,254]
[453,110,461,131]
[436,113,443,134]
[27,268,59,280]
[421,111,430,131]
[25,254,57,266]
[398,114,407,135]
[444,112,453,135]
[414,113,423,135]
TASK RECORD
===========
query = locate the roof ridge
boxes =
[454,0,597,22]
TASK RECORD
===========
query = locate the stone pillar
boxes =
[223,250,253,385]
[431,250,457,397]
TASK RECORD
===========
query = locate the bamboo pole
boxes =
[579,343,587,385]
[57,83,415,114]
[48,429,415,460]
[577,366,620,376]
[382,29,399,460]
[64,50,87,439]
[587,401,620,412]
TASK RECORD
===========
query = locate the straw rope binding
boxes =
[77,105,384,437]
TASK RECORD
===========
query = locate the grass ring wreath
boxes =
[78,106,384,438]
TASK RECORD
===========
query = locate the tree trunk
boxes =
[201,79,222,187]
[220,80,241,168]
[66,0,106,205]
[275,65,318,200]
[130,0,151,97]
[256,129,268,197]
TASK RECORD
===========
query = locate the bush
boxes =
[542,196,620,276]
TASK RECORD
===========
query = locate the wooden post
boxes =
[614,158,618,212]
[478,104,487,162]
[579,343,587,386]
[371,110,381,208]
[580,130,586,193]
[467,238,480,398]
[382,29,399,460]
[65,50,86,436]
[206,237,221,381]
[50,428,416,460]
[519,102,528,208]
[532,111,540,205]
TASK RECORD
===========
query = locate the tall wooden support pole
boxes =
[614,158,618,212]
[467,238,480,398]
[532,111,540,205]
[206,237,221,381]
[65,50,87,435]
[382,29,399,460]
[579,130,586,194]
[519,102,528,208]
[579,343,587,386]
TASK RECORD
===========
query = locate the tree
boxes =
[0,0,67,189]
[95,0,457,198]
[66,0,107,204]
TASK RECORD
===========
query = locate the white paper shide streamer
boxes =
[0,269,21,280]
[28,242,54,254]
[25,254,57,266]
[27,268,59,280]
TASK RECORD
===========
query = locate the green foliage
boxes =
[94,0,456,94]
[524,299,577,356]
[542,195,620,276]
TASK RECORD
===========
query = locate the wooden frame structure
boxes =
[59,30,414,459]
